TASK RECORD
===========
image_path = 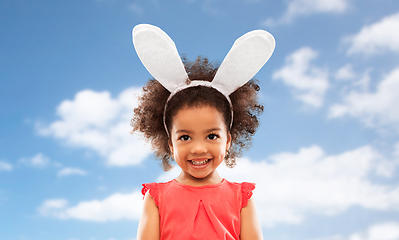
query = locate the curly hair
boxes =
[131,56,264,171]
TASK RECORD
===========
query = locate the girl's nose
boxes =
[191,140,207,154]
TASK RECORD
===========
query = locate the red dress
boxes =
[141,179,255,240]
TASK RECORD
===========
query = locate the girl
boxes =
[131,24,275,240]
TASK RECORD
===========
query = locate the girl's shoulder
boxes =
[224,179,255,187]
[223,180,256,208]
[141,180,176,206]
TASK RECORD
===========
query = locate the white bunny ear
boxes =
[212,30,275,96]
[132,24,189,92]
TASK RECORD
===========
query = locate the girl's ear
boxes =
[168,138,174,155]
[226,133,232,151]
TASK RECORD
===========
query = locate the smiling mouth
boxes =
[189,159,210,166]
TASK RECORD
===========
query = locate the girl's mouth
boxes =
[189,159,210,166]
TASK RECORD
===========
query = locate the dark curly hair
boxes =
[131,56,264,171]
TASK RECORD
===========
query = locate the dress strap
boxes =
[141,182,159,206]
[241,182,255,208]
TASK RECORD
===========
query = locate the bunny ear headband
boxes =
[132,24,275,134]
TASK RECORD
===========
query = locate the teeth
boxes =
[191,159,209,165]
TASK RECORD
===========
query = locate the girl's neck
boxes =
[175,171,223,186]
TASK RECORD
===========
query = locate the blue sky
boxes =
[1,0,399,239]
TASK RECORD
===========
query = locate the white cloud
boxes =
[0,161,13,171]
[335,64,357,81]
[314,222,399,240]
[37,88,151,167]
[58,167,87,177]
[329,67,399,131]
[359,222,399,240]
[38,199,69,214]
[263,0,349,26]
[272,47,329,108]
[38,191,143,222]
[159,145,399,227]
[345,12,399,55]
[20,153,50,168]
[351,70,371,92]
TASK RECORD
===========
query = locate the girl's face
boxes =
[168,106,231,183]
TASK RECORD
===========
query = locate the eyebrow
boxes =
[175,129,192,134]
[175,128,222,134]
[206,128,222,132]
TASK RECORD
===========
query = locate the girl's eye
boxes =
[179,135,191,141]
[207,134,219,140]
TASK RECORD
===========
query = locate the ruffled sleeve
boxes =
[241,182,255,208]
[141,182,159,206]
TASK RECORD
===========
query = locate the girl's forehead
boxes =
[175,105,222,117]
[171,106,227,130]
